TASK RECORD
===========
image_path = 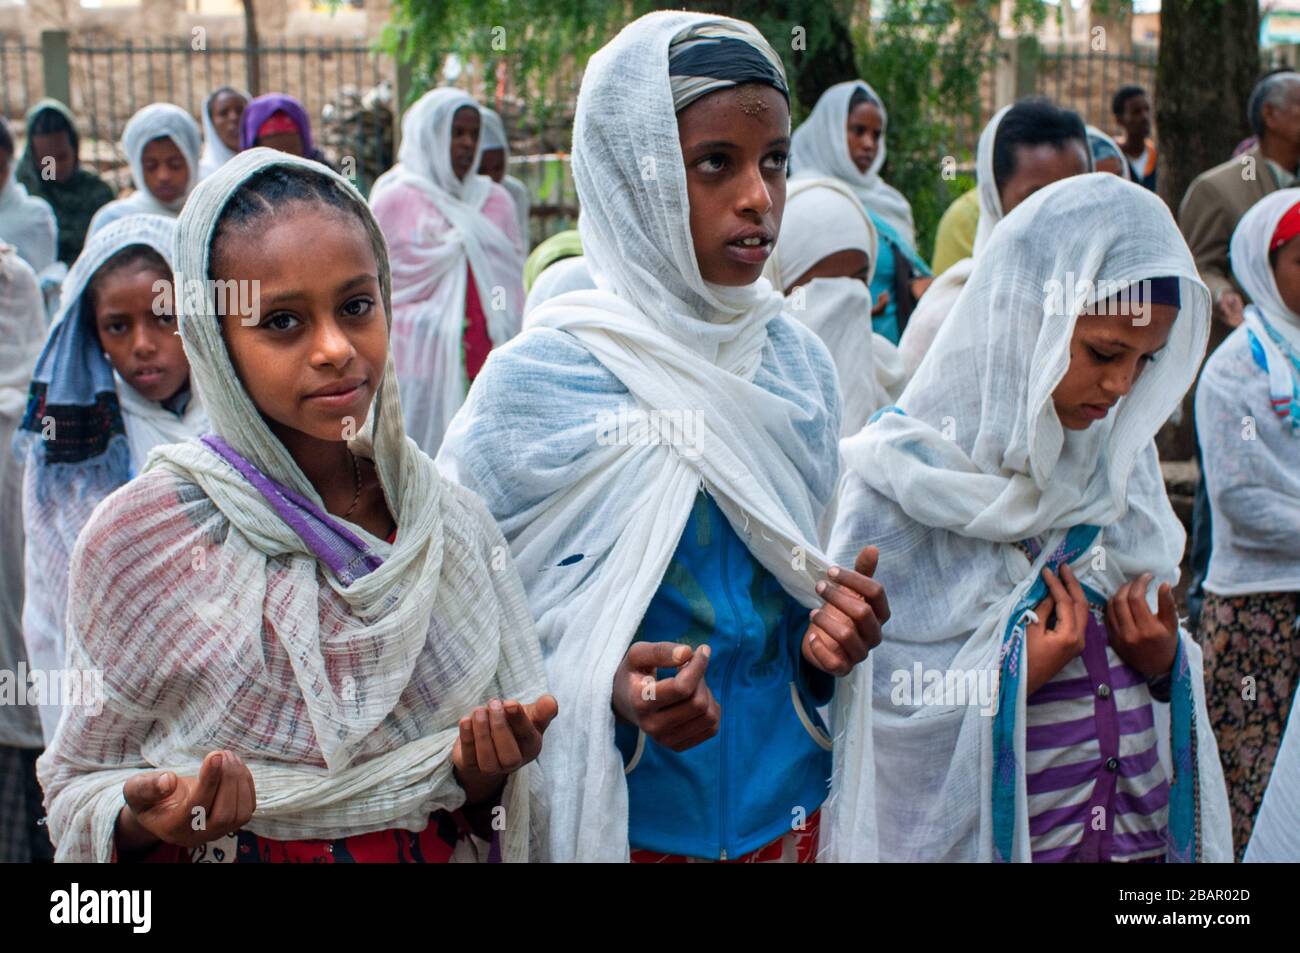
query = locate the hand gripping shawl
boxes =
[35,149,549,863]
[829,173,1232,862]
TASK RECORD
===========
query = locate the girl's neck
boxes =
[269,420,393,536]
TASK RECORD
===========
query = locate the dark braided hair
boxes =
[209,163,364,280]
[84,245,172,325]
[992,97,1088,195]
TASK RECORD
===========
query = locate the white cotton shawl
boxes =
[897,105,1012,379]
[369,89,524,455]
[1197,187,1300,597]
[0,168,57,275]
[479,107,531,248]
[198,87,248,180]
[88,104,202,236]
[36,149,548,863]
[1246,692,1300,861]
[765,176,905,436]
[829,173,1232,862]
[437,10,869,862]
[522,255,595,320]
[0,246,46,749]
[790,79,916,249]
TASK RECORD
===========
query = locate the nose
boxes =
[132,324,159,358]
[1102,358,1141,399]
[311,314,356,369]
[737,161,774,218]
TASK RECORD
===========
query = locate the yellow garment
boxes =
[523,229,583,291]
[930,188,980,276]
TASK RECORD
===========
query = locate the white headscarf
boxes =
[369,88,524,455]
[36,149,548,862]
[198,86,248,180]
[790,79,917,249]
[829,173,1231,862]
[0,246,45,750]
[1087,124,1133,181]
[438,10,860,862]
[87,103,202,236]
[478,106,532,248]
[0,158,57,276]
[764,176,904,435]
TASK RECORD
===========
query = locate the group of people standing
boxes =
[0,9,1296,865]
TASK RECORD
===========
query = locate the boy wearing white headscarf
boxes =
[440,11,889,864]
[370,89,525,456]
[1196,188,1300,860]
[87,104,202,236]
[763,176,905,436]
[36,151,553,863]
[898,98,1090,378]
[830,173,1232,863]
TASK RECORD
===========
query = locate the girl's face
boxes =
[214,204,388,449]
[1272,234,1300,315]
[256,130,305,157]
[92,262,190,403]
[141,136,190,205]
[678,83,790,287]
[786,248,871,294]
[211,90,247,152]
[1052,299,1178,431]
[845,100,883,174]
[450,106,480,180]
[32,130,76,183]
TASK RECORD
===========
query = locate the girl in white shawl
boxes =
[830,173,1232,863]
[1196,188,1300,860]
[477,107,532,250]
[370,89,525,455]
[36,150,554,864]
[198,86,248,179]
[0,117,58,277]
[0,244,48,862]
[440,11,888,863]
[898,99,1090,378]
[16,215,207,745]
[88,104,202,236]
[790,80,931,345]
[763,176,905,436]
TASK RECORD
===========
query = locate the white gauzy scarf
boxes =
[765,176,905,436]
[437,10,872,862]
[0,246,46,750]
[369,89,524,455]
[0,166,57,275]
[897,105,1013,377]
[790,79,917,249]
[198,86,248,180]
[88,104,202,236]
[829,173,1232,862]
[36,150,548,862]
[478,107,531,249]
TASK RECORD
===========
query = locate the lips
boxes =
[132,366,167,385]
[726,228,774,265]
[1081,402,1113,421]
[306,377,367,406]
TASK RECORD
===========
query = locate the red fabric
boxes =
[630,810,821,864]
[255,110,300,140]
[462,263,493,383]
[1271,201,1300,252]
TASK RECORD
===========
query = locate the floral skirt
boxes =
[1197,589,1300,860]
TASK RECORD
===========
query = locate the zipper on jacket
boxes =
[717,508,746,861]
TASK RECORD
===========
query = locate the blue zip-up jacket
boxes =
[614,491,834,860]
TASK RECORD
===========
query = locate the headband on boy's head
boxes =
[1270,201,1300,253]
[667,21,789,113]
[256,110,301,140]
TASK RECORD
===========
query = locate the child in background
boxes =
[88,104,202,235]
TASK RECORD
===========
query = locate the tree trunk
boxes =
[1156,0,1259,215]
[242,0,261,97]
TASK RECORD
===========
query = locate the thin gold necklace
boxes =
[342,448,361,518]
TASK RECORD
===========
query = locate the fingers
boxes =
[812,584,876,662]
[524,693,559,733]
[651,644,711,708]
[1127,572,1155,625]
[626,641,691,674]
[457,714,477,768]
[1059,564,1089,633]
[1112,578,1138,637]
[804,624,851,676]
[653,702,721,752]
[1040,568,1070,613]
[487,700,525,772]
[1156,582,1179,636]
[641,682,719,742]
[853,545,879,580]
[191,751,225,810]
[831,559,891,624]
[123,770,177,814]
[471,706,500,775]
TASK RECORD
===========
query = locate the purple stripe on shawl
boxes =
[1026,703,1155,751]
[201,434,383,584]
[240,93,315,152]
[1027,663,1147,705]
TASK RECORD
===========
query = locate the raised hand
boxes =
[1105,572,1179,680]
[453,694,559,806]
[611,641,720,753]
[1024,563,1090,696]
[117,749,256,854]
[802,545,890,677]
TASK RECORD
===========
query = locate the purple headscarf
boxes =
[240,93,317,154]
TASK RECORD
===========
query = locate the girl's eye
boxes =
[157,314,177,327]
[105,322,127,336]
[264,312,300,332]
[763,151,788,172]
[696,154,726,174]
[342,296,374,318]
[1088,346,1117,363]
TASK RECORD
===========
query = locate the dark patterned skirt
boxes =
[1197,589,1300,860]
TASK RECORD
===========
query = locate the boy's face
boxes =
[998,140,1090,216]
[677,83,790,287]
[215,204,388,450]
[1120,94,1151,141]
[450,106,480,181]
[1052,299,1178,431]
[1272,234,1300,317]
[92,262,190,404]
[32,130,76,183]
[141,136,190,205]
[211,90,247,152]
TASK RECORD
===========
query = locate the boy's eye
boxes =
[342,296,374,318]
[105,322,127,336]
[696,154,727,174]
[763,151,788,172]
[157,313,177,327]
[264,312,300,331]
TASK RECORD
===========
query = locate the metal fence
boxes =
[1034,43,1159,136]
